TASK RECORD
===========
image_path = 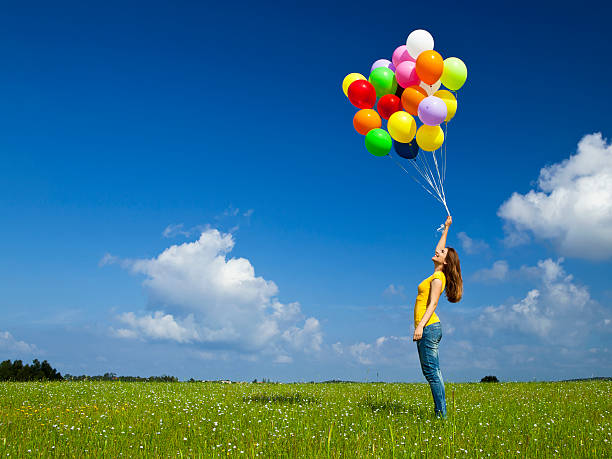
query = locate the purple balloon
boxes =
[418,96,448,126]
[371,59,393,74]
[392,45,415,68]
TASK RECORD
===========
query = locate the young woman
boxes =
[412,215,463,418]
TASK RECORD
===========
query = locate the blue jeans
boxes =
[416,322,446,418]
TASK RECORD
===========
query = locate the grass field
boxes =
[0,380,610,457]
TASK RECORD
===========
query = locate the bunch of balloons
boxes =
[342,29,466,157]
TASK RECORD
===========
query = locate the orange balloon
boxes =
[401,85,427,116]
[353,109,382,135]
[415,50,444,85]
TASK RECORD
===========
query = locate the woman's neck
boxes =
[433,262,444,272]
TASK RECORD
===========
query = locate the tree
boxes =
[0,359,63,381]
[480,375,499,383]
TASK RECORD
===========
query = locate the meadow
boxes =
[0,380,609,457]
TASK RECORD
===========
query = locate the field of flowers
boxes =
[0,380,610,457]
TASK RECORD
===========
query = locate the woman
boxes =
[412,215,462,418]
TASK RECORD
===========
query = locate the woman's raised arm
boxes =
[435,215,452,253]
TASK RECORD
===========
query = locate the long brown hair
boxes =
[443,247,463,303]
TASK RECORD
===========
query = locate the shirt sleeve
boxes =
[432,271,446,287]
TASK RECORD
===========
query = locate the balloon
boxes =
[371,59,393,74]
[401,85,427,116]
[415,50,444,85]
[392,45,414,68]
[376,94,402,120]
[342,73,366,97]
[394,140,419,160]
[406,29,434,59]
[347,79,376,109]
[369,67,397,97]
[418,96,448,126]
[440,57,467,90]
[416,125,444,151]
[395,61,420,88]
[420,80,441,96]
[365,128,392,157]
[434,90,457,122]
[353,109,382,135]
[388,111,417,143]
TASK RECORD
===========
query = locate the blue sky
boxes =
[1,0,611,382]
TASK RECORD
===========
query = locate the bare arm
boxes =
[435,215,452,253]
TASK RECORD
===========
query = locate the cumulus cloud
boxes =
[0,331,39,354]
[498,133,612,259]
[331,258,610,379]
[457,232,490,255]
[476,258,609,345]
[472,260,509,281]
[109,229,322,360]
[334,335,417,367]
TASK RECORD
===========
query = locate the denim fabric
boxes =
[416,322,447,418]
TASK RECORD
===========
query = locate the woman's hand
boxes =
[413,325,424,341]
[445,215,452,227]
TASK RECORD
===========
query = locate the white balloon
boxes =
[406,29,434,59]
[420,80,441,96]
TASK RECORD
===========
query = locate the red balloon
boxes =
[377,94,402,120]
[347,80,376,109]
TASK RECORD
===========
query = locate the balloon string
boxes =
[387,155,444,204]
[417,150,442,198]
[388,153,450,216]
[443,121,448,182]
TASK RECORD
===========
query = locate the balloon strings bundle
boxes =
[387,151,450,217]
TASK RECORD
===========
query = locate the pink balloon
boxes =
[395,61,420,88]
[392,45,415,68]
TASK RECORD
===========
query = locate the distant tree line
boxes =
[0,360,179,382]
[0,359,62,381]
[64,372,178,382]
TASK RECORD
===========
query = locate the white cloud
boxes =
[115,312,200,343]
[274,355,292,364]
[109,229,322,360]
[457,232,490,255]
[0,331,39,354]
[162,224,192,238]
[383,284,405,298]
[476,258,608,345]
[472,260,509,281]
[99,253,119,267]
[336,335,417,367]
[498,133,612,259]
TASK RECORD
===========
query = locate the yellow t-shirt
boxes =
[414,271,446,328]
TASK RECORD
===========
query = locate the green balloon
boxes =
[365,128,392,157]
[368,67,397,97]
[440,57,467,91]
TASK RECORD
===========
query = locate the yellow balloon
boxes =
[342,73,366,97]
[387,111,416,143]
[416,125,444,151]
[434,89,457,122]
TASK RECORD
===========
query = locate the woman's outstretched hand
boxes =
[445,215,452,227]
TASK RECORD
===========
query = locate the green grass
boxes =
[0,381,610,457]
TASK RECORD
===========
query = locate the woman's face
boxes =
[432,248,448,264]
